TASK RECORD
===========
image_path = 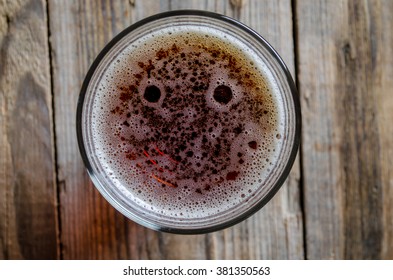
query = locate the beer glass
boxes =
[77,10,300,234]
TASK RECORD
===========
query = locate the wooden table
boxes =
[1,0,392,260]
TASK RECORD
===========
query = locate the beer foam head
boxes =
[89,25,286,220]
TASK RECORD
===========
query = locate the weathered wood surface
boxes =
[0,0,58,259]
[297,0,393,259]
[49,0,302,260]
[0,0,392,259]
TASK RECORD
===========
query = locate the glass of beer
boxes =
[77,10,300,234]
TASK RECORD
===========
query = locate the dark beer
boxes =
[90,26,284,219]
[78,11,299,232]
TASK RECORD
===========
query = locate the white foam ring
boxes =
[90,25,285,219]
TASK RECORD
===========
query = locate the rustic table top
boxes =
[1,0,392,260]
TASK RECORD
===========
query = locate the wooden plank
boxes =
[297,0,393,259]
[0,0,58,259]
[202,0,303,260]
[50,0,302,259]
[377,2,393,259]
[49,0,169,259]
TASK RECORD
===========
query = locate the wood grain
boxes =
[0,0,58,259]
[297,0,393,259]
[203,0,303,260]
[1,0,390,260]
[50,0,302,259]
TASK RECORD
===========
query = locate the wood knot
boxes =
[230,0,246,9]
[341,40,356,64]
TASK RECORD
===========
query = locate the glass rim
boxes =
[76,9,301,234]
